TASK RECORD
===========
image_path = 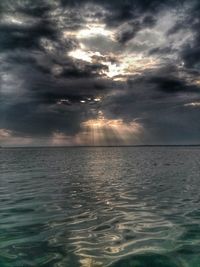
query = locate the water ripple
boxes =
[1,147,200,266]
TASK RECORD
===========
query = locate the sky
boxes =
[0,0,200,146]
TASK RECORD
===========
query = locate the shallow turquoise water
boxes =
[1,147,200,266]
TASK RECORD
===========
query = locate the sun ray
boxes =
[80,112,143,145]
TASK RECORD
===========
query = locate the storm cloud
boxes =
[0,0,200,145]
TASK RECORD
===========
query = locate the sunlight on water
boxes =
[1,147,200,266]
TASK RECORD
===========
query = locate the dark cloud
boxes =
[101,65,200,143]
[17,1,52,17]
[1,102,82,137]
[148,77,196,94]
[60,0,184,28]
[0,21,56,51]
[1,0,200,145]
[116,15,156,44]
[59,62,108,79]
[116,21,141,44]
[166,0,200,70]
[149,46,174,55]
[181,42,200,69]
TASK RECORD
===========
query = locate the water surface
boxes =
[1,147,200,266]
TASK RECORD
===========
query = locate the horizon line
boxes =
[2,144,200,148]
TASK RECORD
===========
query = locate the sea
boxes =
[0,146,200,267]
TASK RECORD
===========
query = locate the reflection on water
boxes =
[1,147,200,266]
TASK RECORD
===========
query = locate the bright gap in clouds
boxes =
[77,23,113,39]
[49,112,143,146]
[77,112,143,146]
[68,48,159,81]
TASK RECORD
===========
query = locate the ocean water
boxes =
[1,147,200,267]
